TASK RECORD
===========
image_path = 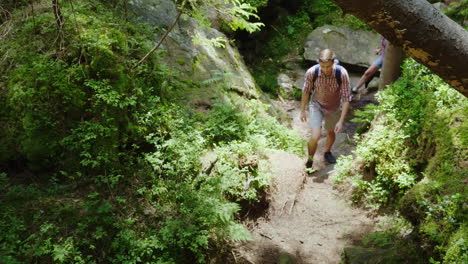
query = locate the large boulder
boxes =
[129,0,178,27]
[129,0,260,99]
[304,25,381,67]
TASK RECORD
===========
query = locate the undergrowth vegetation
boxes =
[0,1,303,263]
[333,59,467,263]
[443,0,468,29]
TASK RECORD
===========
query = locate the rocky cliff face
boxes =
[128,1,384,101]
[129,0,260,102]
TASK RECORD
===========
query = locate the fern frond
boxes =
[228,223,252,242]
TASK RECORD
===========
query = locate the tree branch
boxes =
[52,0,64,30]
[52,0,65,50]
[132,3,186,70]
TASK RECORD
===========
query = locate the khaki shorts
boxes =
[309,102,340,130]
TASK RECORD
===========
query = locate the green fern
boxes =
[228,223,252,242]
[351,103,379,124]
[227,2,264,33]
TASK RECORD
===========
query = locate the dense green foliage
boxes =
[334,59,467,263]
[242,0,269,9]
[191,0,265,33]
[2,0,466,263]
[444,0,468,28]
[343,217,425,264]
[0,1,302,263]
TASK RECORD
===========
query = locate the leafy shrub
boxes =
[334,58,468,263]
[443,224,468,264]
[0,0,34,14]
[444,0,468,27]
[243,100,303,154]
[202,101,249,146]
[351,103,379,135]
[0,1,304,263]
[341,120,417,208]
[212,141,271,201]
[376,63,434,138]
[242,0,269,8]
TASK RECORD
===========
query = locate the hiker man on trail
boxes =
[352,37,388,93]
[300,48,351,171]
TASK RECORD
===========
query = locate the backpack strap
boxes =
[335,65,342,88]
[312,66,320,90]
[312,65,342,89]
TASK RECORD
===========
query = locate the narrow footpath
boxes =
[234,95,381,264]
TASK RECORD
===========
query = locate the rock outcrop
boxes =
[304,25,381,67]
[129,0,260,100]
[278,25,383,94]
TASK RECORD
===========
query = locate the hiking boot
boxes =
[324,152,336,164]
[351,87,358,94]
[305,160,315,174]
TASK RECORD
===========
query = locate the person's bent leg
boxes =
[324,130,337,164]
[306,103,323,169]
[353,64,380,92]
[308,126,321,160]
[323,110,340,164]
[325,130,335,153]
[306,126,321,169]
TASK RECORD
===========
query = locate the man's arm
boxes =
[334,101,349,133]
[335,66,351,133]
[300,90,310,122]
[300,68,314,122]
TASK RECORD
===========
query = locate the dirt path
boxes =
[234,97,380,264]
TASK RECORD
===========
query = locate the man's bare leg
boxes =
[324,130,337,164]
[307,126,322,165]
[325,130,335,152]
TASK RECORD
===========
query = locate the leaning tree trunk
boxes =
[330,0,468,97]
[379,43,405,90]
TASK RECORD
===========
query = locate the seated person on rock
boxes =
[300,49,351,171]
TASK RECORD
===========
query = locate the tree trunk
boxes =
[379,43,405,90]
[52,0,65,50]
[52,0,64,30]
[330,0,468,97]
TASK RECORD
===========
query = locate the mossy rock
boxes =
[343,246,407,264]
[398,180,437,226]
[278,252,297,264]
